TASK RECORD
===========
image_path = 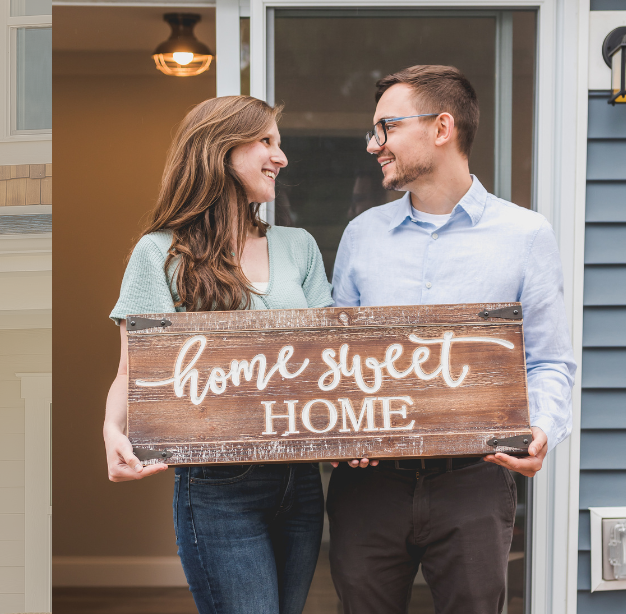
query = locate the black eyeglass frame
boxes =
[365,113,441,147]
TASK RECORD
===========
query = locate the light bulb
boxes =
[173,52,194,65]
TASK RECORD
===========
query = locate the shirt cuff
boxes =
[530,416,557,454]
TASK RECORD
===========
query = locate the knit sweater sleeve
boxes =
[109,234,177,325]
[301,229,333,308]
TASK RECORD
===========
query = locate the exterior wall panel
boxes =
[582,267,626,304]
[586,141,626,180]
[582,307,626,345]
[0,329,50,614]
[579,91,626,607]
[581,390,626,428]
[586,183,626,222]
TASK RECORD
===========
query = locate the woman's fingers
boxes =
[122,449,143,474]
[105,431,168,481]
[108,452,168,482]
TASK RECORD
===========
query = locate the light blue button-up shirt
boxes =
[332,176,576,452]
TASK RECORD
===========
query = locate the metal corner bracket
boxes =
[133,447,173,461]
[486,435,531,450]
[477,306,522,320]
[127,317,172,331]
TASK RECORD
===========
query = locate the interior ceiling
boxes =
[53,6,216,53]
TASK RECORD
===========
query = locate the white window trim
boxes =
[17,372,52,613]
[0,4,51,143]
[247,1,588,613]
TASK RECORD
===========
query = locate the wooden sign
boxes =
[127,303,531,465]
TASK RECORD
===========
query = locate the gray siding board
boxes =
[582,390,626,429]
[579,471,626,508]
[578,590,626,613]
[587,141,626,180]
[583,307,626,346]
[586,182,626,222]
[579,511,590,551]
[584,225,626,264]
[578,551,591,591]
[588,96,626,138]
[583,266,626,305]
[580,430,626,469]
[590,0,626,9]
[581,348,626,387]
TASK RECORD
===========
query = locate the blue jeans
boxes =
[173,463,324,614]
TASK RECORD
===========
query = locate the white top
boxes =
[411,207,451,230]
[250,281,269,294]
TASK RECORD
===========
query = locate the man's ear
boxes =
[434,113,455,147]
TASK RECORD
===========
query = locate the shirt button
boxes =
[432,233,439,240]
[426,282,432,289]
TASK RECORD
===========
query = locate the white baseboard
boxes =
[52,556,187,587]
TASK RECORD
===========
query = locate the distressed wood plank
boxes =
[127,303,522,334]
[128,303,530,464]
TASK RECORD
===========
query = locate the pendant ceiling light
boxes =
[153,13,213,77]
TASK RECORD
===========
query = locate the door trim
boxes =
[249,1,588,612]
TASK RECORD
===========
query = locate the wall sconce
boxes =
[602,26,626,105]
[152,14,213,77]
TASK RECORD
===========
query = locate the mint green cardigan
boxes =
[110,226,333,324]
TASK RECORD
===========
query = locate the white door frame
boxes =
[241,1,590,612]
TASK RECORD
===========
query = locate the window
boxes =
[1,1,51,140]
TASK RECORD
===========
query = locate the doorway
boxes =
[258,8,537,613]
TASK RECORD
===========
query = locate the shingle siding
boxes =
[578,91,626,610]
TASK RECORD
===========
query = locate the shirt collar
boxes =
[387,175,488,231]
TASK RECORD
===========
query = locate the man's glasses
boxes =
[365,113,440,148]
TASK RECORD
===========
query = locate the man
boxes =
[329,65,576,614]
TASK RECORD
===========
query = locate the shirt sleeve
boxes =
[520,220,577,453]
[301,230,333,308]
[109,235,177,325]
[332,223,360,307]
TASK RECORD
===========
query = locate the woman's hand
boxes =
[104,320,168,482]
[104,424,168,482]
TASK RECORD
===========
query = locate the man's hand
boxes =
[483,426,547,477]
[330,458,380,469]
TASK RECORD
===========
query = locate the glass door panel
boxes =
[269,9,536,614]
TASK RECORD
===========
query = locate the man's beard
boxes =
[382,156,434,191]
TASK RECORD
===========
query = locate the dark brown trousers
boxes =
[327,460,516,614]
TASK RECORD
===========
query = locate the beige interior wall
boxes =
[53,7,216,557]
[0,329,51,613]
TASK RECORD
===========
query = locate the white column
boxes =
[216,0,241,96]
[494,11,513,202]
[19,373,52,613]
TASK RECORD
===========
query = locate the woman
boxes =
[104,96,332,614]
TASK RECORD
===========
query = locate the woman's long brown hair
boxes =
[140,96,281,312]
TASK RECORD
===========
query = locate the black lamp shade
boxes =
[153,14,213,77]
[602,27,626,105]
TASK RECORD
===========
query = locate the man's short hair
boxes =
[375,65,479,159]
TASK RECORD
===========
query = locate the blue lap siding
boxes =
[578,91,626,611]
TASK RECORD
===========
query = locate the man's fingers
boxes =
[485,452,541,477]
[332,458,378,468]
